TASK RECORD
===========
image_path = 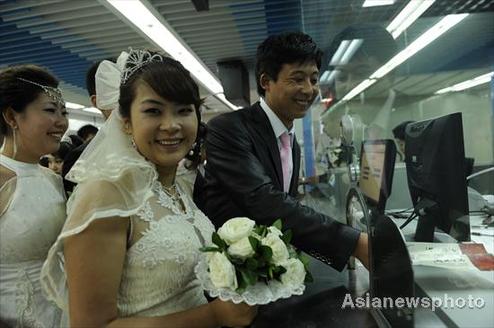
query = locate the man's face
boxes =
[333,56,381,100]
[262,62,319,128]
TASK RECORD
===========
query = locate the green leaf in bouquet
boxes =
[229,256,245,266]
[255,225,268,237]
[212,232,227,251]
[272,218,283,231]
[281,229,292,244]
[248,236,259,251]
[259,245,273,262]
[245,257,258,271]
[267,266,274,280]
[305,270,314,283]
[199,246,221,253]
[298,252,311,269]
[271,264,287,281]
[239,268,258,287]
[236,269,247,293]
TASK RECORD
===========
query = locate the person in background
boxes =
[45,141,73,175]
[41,49,256,327]
[197,32,369,271]
[392,120,414,160]
[62,59,114,195]
[0,64,67,327]
[76,124,98,142]
[67,134,84,148]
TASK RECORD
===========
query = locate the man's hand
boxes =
[352,232,369,269]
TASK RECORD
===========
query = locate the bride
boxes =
[41,49,256,327]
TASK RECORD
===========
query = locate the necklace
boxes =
[152,180,186,215]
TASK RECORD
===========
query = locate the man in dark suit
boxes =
[197,32,368,271]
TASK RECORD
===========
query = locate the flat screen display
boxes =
[359,143,386,204]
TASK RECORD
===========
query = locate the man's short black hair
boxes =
[85,61,101,97]
[77,124,98,140]
[392,121,415,140]
[255,32,323,96]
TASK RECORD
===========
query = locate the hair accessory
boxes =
[17,77,64,107]
[121,49,165,85]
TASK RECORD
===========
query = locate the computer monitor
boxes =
[359,139,397,213]
[405,112,470,242]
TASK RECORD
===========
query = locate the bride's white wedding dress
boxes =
[41,111,215,323]
[0,154,65,327]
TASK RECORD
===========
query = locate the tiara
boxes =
[17,77,64,107]
[121,49,165,85]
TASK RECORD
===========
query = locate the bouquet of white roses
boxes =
[194,217,312,305]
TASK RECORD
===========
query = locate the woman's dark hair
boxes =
[119,50,205,168]
[255,32,323,97]
[0,64,59,136]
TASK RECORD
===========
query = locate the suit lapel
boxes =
[250,103,284,189]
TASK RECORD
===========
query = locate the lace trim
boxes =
[152,180,192,215]
[194,257,305,306]
[136,201,153,222]
[15,270,45,328]
[128,218,198,268]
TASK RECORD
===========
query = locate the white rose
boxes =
[280,258,306,286]
[228,236,255,259]
[261,233,289,265]
[217,217,256,245]
[267,226,283,237]
[208,252,238,290]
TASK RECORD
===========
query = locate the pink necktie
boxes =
[279,132,292,192]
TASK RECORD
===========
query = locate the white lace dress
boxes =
[0,154,66,328]
[119,178,215,316]
[42,176,215,321]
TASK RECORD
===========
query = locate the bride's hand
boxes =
[210,299,257,327]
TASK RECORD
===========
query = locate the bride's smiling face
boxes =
[124,82,198,170]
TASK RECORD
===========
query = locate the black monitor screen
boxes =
[405,112,470,242]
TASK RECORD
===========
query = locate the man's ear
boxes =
[259,73,271,93]
[90,95,97,108]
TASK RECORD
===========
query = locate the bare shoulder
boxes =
[0,164,16,189]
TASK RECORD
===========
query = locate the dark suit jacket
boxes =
[196,102,360,271]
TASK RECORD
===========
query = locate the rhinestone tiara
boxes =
[17,77,64,107]
[121,49,165,85]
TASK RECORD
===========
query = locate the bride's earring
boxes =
[188,142,196,156]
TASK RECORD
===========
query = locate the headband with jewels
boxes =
[121,49,165,85]
[17,77,65,107]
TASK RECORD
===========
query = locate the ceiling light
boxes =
[330,13,468,106]
[371,13,468,79]
[435,72,493,94]
[104,0,238,110]
[320,70,338,85]
[341,79,377,101]
[386,1,435,39]
[65,102,85,109]
[329,39,363,66]
[363,0,395,8]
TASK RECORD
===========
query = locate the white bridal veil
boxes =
[41,51,160,310]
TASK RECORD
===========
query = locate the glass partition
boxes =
[300,0,493,222]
